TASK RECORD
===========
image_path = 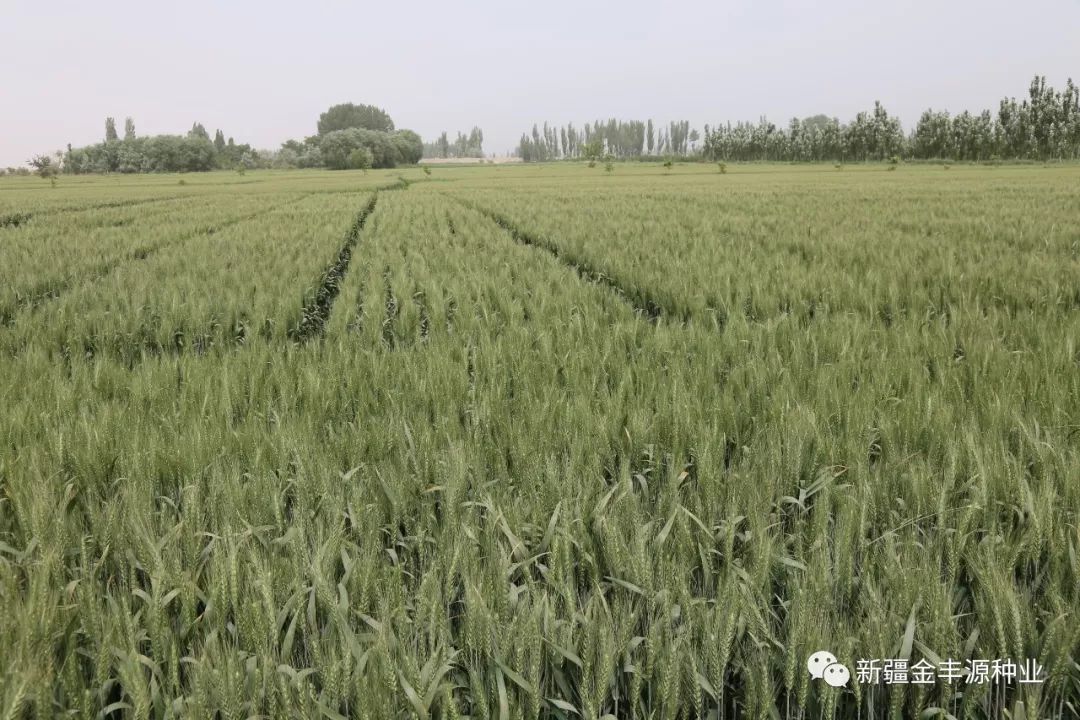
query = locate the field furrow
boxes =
[289,194,378,342]
[455,197,674,321]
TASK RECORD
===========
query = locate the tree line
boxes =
[517,119,700,161]
[516,76,1080,163]
[421,128,485,159]
[32,103,425,175]
[55,118,261,174]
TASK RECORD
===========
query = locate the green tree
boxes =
[581,137,603,162]
[391,130,423,164]
[317,103,395,135]
[124,117,136,141]
[105,117,118,142]
[319,128,399,170]
[468,126,484,156]
[114,139,145,172]
[28,154,58,178]
[348,147,373,170]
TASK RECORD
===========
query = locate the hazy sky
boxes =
[3,0,1078,166]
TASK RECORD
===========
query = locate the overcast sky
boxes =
[2,0,1078,166]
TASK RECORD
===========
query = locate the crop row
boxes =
[463,200,671,321]
[0,190,187,216]
[0,195,289,327]
[325,191,636,347]
[1,192,367,363]
[436,168,1080,333]
[0,166,424,215]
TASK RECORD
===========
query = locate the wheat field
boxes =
[1,162,1078,719]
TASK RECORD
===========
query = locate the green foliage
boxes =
[27,154,58,179]
[320,128,399,170]
[422,127,484,159]
[519,119,689,160]
[277,138,323,169]
[348,147,373,170]
[391,130,424,165]
[317,102,395,135]
[280,125,422,171]
[581,137,604,162]
[513,76,1080,164]
[61,120,259,174]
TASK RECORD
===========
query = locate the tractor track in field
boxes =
[289,194,380,343]
[0,197,310,328]
[452,198,680,323]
